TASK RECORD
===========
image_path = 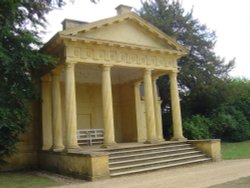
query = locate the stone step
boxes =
[109,150,201,166]
[108,142,189,155]
[109,147,195,161]
[108,144,193,156]
[109,154,207,171]
[110,158,211,176]
[108,141,212,177]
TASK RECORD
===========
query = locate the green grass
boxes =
[0,172,62,188]
[222,140,250,160]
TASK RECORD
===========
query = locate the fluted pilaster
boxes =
[41,74,53,150]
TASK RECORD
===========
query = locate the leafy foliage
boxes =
[212,105,250,142]
[210,79,250,141]
[183,79,250,142]
[138,0,242,140]
[139,0,234,115]
[183,115,212,140]
[139,1,250,142]
[0,0,62,160]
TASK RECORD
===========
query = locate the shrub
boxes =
[211,105,250,142]
[183,115,212,140]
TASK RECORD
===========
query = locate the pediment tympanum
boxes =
[60,13,187,55]
[76,20,173,50]
[45,12,187,70]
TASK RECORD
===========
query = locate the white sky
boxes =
[44,0,250,78]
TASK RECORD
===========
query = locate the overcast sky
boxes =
[44,0,250,78]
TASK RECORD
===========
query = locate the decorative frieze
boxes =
[66,44,177,69]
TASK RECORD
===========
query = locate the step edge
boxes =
[109,148,195,159]
[109,155,209,170]
[108,144,191,154]
[110,158,211,176]
[109,151,202,165]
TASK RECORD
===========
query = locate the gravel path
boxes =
[51,158,250,188]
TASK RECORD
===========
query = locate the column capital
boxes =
[144,68,153,74]
[52,68,62,76]
[41,74,51,82]
[102,64,113,71]
[152,75,160,81]
[65,61,76,69]
[169,69,179,75]
[134,81,141,88]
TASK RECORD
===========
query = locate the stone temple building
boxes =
[1,5,221,180]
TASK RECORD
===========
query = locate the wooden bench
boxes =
[77,129,104,146]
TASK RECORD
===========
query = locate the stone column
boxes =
[144,68,157,143]
[152,77,164,141]
[169,71,186,141]
[134,82,144,142]
[52,69,64,151]
[65,62,80,150]
[41,74,53,150]
[102,65,116,146]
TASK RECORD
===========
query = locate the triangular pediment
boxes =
[60,13,187,55]
[77,20,174,50]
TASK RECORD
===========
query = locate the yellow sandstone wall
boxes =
[119,83,137,142]
[39,151,109,181]
[60,82,138,143]
[0,102,40,171]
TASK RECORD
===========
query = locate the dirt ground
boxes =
[49,158,250,188]
[208,176,250,188]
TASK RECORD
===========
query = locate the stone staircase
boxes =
[108,141,211,177]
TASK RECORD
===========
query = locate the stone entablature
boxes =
[65,42,178,70]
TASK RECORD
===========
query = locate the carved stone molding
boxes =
[66,44,177,69]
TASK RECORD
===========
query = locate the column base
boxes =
[42,145,52,151]
[157,138,166,142]
[101,142,117,148]
[53,146,65,152]
[65,144,81,152]
[144,139,159,144]
[171,137,187,141]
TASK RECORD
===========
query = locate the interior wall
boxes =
[119,82,137,142]
[60,81,138,143]
[112,85,122,142]
[75,83,103,130]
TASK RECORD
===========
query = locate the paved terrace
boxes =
[52,158,250,188]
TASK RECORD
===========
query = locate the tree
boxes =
[138,0,235,137]
[0,0,62,162]
[210,78,250,141]
[180,78,250,141]
[0,0,98,162]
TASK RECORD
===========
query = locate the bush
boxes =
[183,115,212,139]
[211,105,250,142]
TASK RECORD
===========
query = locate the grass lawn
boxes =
[0,172,63,188]
[222,140,250,160]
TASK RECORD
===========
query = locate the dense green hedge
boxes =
[183,79,250,142]
[183,115,212,140]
